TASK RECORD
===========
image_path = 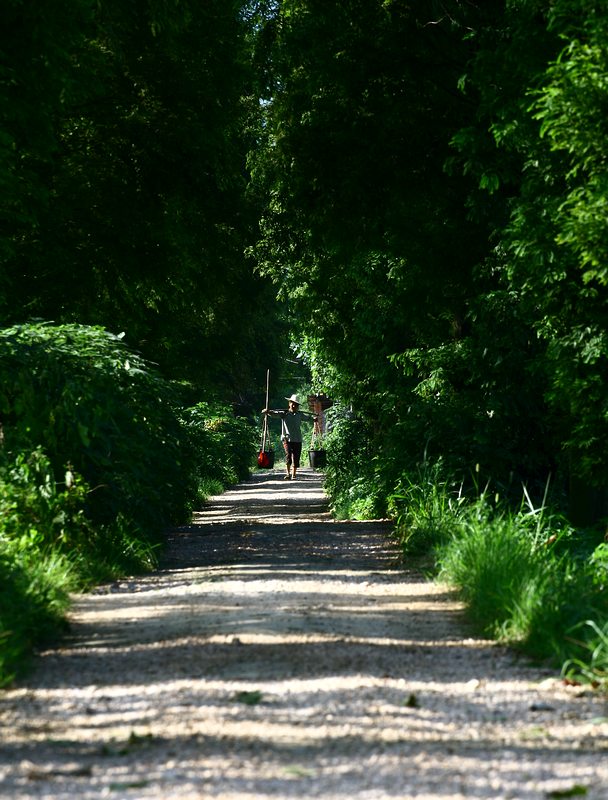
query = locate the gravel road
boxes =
[0,468,606,799]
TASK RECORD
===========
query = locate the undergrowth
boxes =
[382,456,606,690]
[0,324,259,685]
[0,411,255,686]
[323,412,387,520]
[0,539,75,685]
[0,448,159,683]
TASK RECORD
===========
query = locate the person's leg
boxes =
[283,439,292,479]
[291,442,302,479]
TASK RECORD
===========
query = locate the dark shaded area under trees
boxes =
[0,0,287,395]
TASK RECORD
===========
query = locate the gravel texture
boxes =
[0,468,606,799]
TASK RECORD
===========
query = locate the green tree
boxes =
[451,0,608,492]
[250,0,549,494]
[521,1,608,486]
[0,0,93,295]
[1,1,286,397]
[251,1,483,405]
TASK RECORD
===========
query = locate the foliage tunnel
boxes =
[1,0,608,683]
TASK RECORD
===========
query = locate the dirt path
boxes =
[0,468,606,799]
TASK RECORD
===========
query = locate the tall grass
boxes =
[388,460,466,554]
[0,540,75,685]
[390,460,607,688]
[436,507,602,660]
[562,620,608,688]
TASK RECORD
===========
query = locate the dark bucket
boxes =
[308,449,327,469]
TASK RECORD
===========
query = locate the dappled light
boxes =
[0,469,605,799]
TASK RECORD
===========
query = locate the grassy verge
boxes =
[388,463,608,691]
[0,541,75,685]
[0,407,256,687]
[0,448,160,685]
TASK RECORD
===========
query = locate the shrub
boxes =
[179,401,257,505]
[0,324,260,684]
[0,447,92,552]
[0,446,164,684]
[323,411,387,519]
[0,322,191,536]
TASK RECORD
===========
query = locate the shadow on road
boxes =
[161,467,399,571]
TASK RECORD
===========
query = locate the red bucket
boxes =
[257,450,275,468]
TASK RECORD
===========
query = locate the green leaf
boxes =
[233,690,263,705]
[546,786,588,799]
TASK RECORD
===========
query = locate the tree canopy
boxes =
[0,0,287,396]
[249,0,608,501]
[3,0,608,500]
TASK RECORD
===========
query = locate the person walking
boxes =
[263,394,317,480]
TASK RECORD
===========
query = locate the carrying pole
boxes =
[262,368,270,451]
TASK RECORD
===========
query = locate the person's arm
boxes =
[262,408,284,417]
